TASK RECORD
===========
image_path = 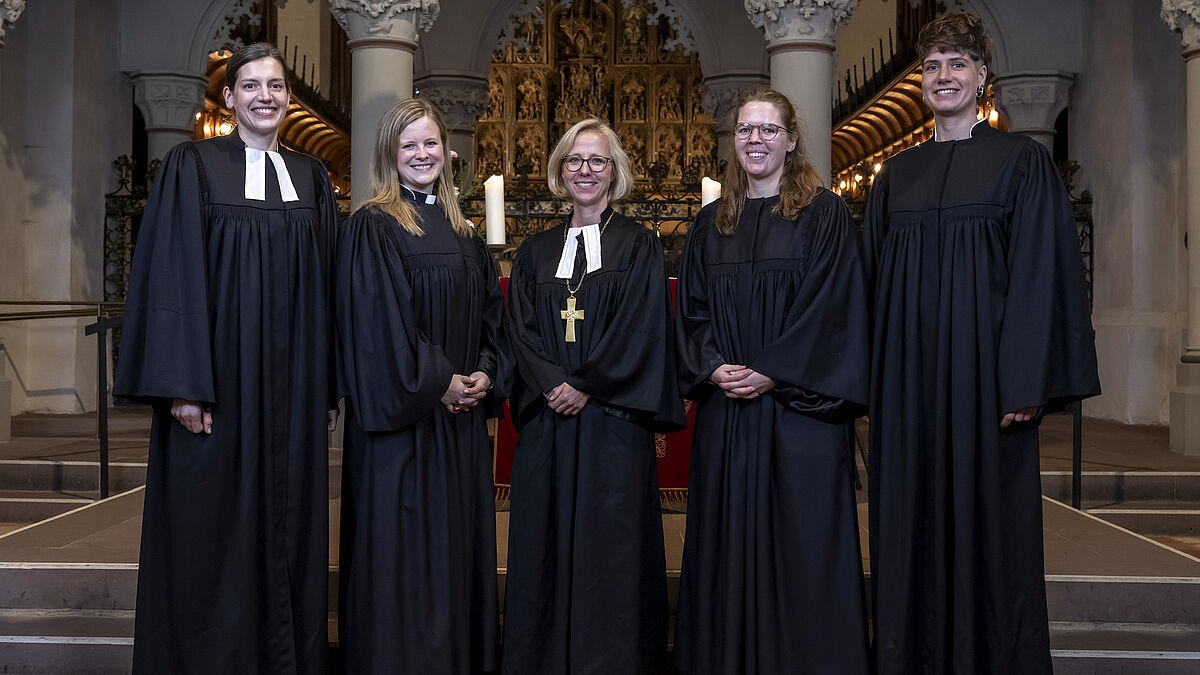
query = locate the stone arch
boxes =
[186,0,289,74]
[950,0,1013,78]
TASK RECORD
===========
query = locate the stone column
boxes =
[0,0,25,49]
[416,75,489,174]
[1164,0,1200,455]
[745,0,859,186]
[330,0,440,208]
[702,74,771,164]
[131,72,207,161]
[992,72,1074,151]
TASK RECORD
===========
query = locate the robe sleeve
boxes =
[470,234,513,418]
[748,195,870,414]
[674,210,727,400]
[563,227,686,432]
[335,209,456,432]
[861,161,890,299]
[315,160,340,412]
[505,243,571,417]
[996,143,1100,415]
[113,142,215,404]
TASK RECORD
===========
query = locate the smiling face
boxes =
[561,130,613,212]
[222,56,289,147]
[735,100,797,195]
[921,49,987,125]
[395,115,444,194]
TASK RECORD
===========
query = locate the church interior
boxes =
[1,0,1199,672]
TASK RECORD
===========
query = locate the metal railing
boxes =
[0,301,124,498]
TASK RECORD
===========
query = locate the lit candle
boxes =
[701,177,721,207]
[484,174,505,245]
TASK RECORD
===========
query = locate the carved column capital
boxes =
[131,72,208,134]
[0,0,27,49]
[330,0,439,50]
[992,72,1073,146]
[416,76,489,133]
[745,0,859,51]
[702,75,771,132]
[1163,0,1200,56]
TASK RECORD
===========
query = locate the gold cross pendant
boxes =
[560,294,585,343]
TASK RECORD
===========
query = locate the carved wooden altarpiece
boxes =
[474,0,716,192]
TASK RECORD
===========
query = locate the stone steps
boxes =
[0,460,146,494]
[3,566,1195,672]
[1085,503,1200,537]
[1050,621,1200,674]
[0,491,95,525]
[1042,471,1200,504]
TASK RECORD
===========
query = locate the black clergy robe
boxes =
[334,197,508,674]
[673,190,871,675]
[502,209,685,675]
[863,121,1100,674]
[113,133,336,675]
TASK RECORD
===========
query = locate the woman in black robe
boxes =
[673,89,871,675]
[114,43,337,674]
[334,99,508,673]
[862,13,1100,674]
[502,118,685,674]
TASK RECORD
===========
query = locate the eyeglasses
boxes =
[734,122,786,141]
[564,155,612,172]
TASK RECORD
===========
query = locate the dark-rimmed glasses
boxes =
[564,155,612,172]
[734,123,786,141]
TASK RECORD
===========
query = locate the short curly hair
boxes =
[916,12,993,79]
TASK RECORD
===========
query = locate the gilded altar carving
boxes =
[517,75,544,121]
[620,77,646,122]
[476,0,715,191]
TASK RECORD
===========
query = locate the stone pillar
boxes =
[702,74,771,164]
[745,0,859,186]
[0,0,25,49]
[330,0,440,208]
[416,75,488,174]
[1164,0,1200,455]
[131,72,207,161]
[992,72,1074,151]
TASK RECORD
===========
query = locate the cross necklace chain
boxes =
[560,211,614,343]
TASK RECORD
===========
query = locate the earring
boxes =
[977,84,985,98]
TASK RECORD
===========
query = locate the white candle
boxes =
[484,175,505,245]
[701,176,721,207]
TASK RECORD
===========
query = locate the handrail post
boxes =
[0,337,10,444]
[1071,401,1083,509]
[85,313,122,499]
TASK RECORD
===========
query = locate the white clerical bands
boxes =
[555,224,602,279]
[244,148,299,202]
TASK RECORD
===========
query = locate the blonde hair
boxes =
[357,99,471,237]
[546,118,633,203]
[715,88,823,236]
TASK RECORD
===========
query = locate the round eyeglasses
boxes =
[564,155,612,172]
[734,123,786,141]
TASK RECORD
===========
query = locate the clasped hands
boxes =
[172,399,340,433]
[442,371,492,414]
[710,364,775,399]
[544,382,589,416]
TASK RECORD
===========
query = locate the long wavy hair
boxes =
[357,99,471,237]
[714,88,823,236]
